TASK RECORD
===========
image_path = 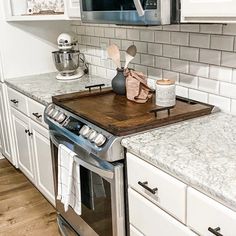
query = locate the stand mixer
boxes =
[52,33,87,81]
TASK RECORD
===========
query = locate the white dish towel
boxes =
[57,144,81,215]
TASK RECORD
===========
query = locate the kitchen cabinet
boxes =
[8,87,55,205]
[11,108,35,182]
[127,152,236,236]
[3,0,81,21]
[181,0,236,23]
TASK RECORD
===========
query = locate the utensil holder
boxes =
[112,68,126,95]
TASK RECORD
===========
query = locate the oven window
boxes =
[80,167,112,236]
[82,0,147,11]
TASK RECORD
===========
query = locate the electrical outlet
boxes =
[101,42,108,60]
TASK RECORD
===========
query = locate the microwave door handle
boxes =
[73,156,114,180]
[133,0,145,16]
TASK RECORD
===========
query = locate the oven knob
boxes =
[94,134,106,147]
[51,110,60,120]
[79,125,91,137]
[88,130,98,142]
[56,113,67,124]
[47,107,55,117]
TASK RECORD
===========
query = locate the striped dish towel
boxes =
[57,144,81,215]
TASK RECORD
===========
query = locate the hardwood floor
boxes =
[0,159,60,236]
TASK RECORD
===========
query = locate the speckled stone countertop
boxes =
[5,72,112,105]
[122,112,236,212]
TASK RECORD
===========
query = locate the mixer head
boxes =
[57,33,78,50]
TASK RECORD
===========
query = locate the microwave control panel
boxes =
[145,0,158,9]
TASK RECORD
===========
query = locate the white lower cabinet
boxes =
[187,187,236,236]
[128,188,196,236]
[11,108,34,182]
[10,104,55,205]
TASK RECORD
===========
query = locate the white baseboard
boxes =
[0,153,5,159]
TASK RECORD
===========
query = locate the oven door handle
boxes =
[73,155,114,180]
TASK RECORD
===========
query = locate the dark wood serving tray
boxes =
[52,88,214,136]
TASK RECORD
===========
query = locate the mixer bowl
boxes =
[52,50,81,76]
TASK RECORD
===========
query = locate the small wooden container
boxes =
[156,79,176,107]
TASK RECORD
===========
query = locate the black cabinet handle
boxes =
[10,99,19,104]
[138,181,158,194]
[25,129,29,134]
[32,112,42,119]
[28,132,33,137]
[208,227,223,236]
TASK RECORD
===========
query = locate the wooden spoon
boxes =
[124,45,137,69]
[107,44,121,69]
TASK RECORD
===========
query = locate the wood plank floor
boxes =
[0,159,60,236]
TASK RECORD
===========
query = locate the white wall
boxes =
[0,2,71,79]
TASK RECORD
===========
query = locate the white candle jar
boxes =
[155,79,176,107]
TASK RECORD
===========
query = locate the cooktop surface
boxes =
[52,88,215,136]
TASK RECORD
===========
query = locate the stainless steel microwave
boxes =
[80,0,179,25]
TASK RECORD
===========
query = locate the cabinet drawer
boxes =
[187,187,236,236]
[127,152,187,223]
[8,87,28,115]
[128,188,196,236]
[28,98,47,128]
[130,224,144,236]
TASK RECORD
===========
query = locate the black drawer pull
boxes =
[28,131,33,137]
[10,99,19,104]
[32,112,42,119]
[208,227,223,236]
[138,181,158,194]
[25,129,29,134]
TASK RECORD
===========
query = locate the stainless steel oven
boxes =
[80,0,174,25]
[46,106,125,236]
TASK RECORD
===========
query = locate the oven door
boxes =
[50,130,125,236]
[80,0,161,25]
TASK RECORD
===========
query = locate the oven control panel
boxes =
[45,104,107,147]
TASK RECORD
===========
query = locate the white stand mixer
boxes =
[52,33,87,81]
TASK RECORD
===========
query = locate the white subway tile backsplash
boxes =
[115,28,127,39]
[198,77,219,94]
[208,94,231,112]
[210,35,234,51]
[140,31,154,42]
[171,32,189,46]
[155,31,170,44]
[199,49,221,65]
[189,89,208,103]
[200,24,222,34]
[148,43,162,56]
[163,45,179,58]
[209,65,232,82]
[221,52,236,68]
[127,29,140,41]
[156,56,170,70]
[220,82,236,99]
[180,24,200,33]
[73,23,236,115]
[189,62,209,78]
[190,33,210,48]
[180,47,199,61]
[141,54,155,67]
[171,59,189,73]
[179,74,198,88]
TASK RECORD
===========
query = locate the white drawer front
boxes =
[8,87,28,115]
[28,98,47,128]
[128,188,196,236]
[187,187,236,236]
[127,152,187,223]
[130,225,144,236]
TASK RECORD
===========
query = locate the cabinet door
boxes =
[31,120,55,205]
[11,108,35,182]
[181,0,236,23]
[65,0,81,18]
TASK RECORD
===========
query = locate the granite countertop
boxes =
[122,112,236,212]
[5,72,112,105]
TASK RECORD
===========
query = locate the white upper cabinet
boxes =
[3,0,81,21]
[181,0,236,23]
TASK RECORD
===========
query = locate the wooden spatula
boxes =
[124,45,137,69]
[107,44,121,69]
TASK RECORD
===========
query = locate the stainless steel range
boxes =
[45,86,215,236]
